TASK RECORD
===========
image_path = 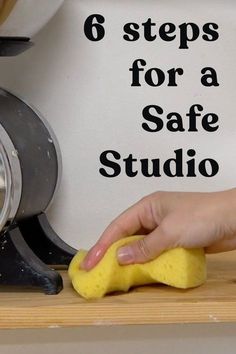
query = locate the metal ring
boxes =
[0,87,62,212]
[0,123,22,232]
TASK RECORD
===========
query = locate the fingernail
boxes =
[94,248,103,259]
[117,246,134,265]
[81,247,103,271]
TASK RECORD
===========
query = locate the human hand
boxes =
[81,189,236,270]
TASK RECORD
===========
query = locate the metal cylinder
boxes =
[0,88,62,231]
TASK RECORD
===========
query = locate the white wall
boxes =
[1,0,236,250]
[0,324,236,354]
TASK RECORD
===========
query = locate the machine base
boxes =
[0,214,77,295]
[18,213,77,266]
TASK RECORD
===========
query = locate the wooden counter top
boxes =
[0,251,236,329]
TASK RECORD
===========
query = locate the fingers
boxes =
[117,226,170,265]
[81,195,160,270]
[205,236,236,253]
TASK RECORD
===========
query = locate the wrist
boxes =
[219,188,236,231]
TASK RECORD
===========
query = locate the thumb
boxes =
[117,227,171,265]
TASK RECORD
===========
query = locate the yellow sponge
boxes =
[68,236,206,299]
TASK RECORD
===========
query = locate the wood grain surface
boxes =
[0,251,236,329]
